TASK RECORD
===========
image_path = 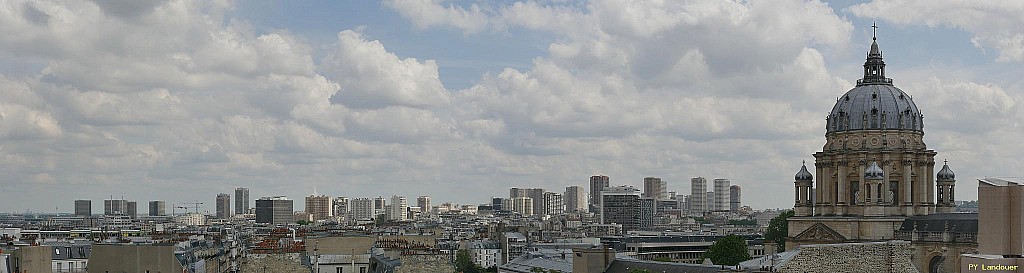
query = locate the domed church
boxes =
[787,31,963,247]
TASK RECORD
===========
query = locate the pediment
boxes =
[794,223,847,242]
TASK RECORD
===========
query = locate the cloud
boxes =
[1,0,1019,211]
[849,0,1024,62]
[382,0,491,33]
[909,77,1017,133]
[0,103,63,140]
[323,30,451,109]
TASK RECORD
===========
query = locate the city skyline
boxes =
[2,1,1022,212]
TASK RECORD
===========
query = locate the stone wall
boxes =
[779,241,918,273]
[240,253,308,273]
[396,254,455,273]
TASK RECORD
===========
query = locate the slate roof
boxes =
[605,259,730,273]
[897,213,977,233]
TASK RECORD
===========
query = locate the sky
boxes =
[0,0,1022,213]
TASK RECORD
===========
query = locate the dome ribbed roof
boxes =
[827,85,922,133]
[795,162,813,181]
[865,161,884,179]
[937,161,955,180]
[826,37,924,134]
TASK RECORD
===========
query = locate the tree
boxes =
[702,234,752,266]
[456,249,481,273]
[764,210,795,252]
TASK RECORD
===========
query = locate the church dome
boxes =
[937,161,955,180]
[865,161,884,179]
[795,161,813,181]
[826,38,924,134]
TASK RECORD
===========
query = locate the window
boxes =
[337,267,344,273]
[360,267,367,273]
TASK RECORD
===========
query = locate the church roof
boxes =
[937,161,955,180]
[605,259,725,273]
[826,37,924,134]
[795,161,813,181]
[898,213,977,233]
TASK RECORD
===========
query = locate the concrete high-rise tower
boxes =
[589,175,610,212]
[350,198,374,221]
[388,195,408,221]
[305,194,332,221]
[690,177,707,213]
[643,177,667,200]
[333,197,350,222]
[234,187,249,215]
[713,178,730,211]
[216,193,231,219]
[543,192,564,215]
[417,196,431,213]
[74,200,91,216]
[104,199,128,215]
[564,186,587,213]
[255,196,293,225]
[149,200,166,216]
[730,185,741,212]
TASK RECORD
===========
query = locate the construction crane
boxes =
[179,201,204,214]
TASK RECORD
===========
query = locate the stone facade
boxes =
[779,241,918,273]
[788,217,905,248]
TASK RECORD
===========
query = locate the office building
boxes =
[149,200,166,216]
[730,185,741,211]
[714,178,730,211]
[690,177,707,213]
[255,196,293,225]
[601,185,642,230]
[234,187,249,215]
[74,200,91,216]
[417,196,431,213]
[639,197,656,229]
[590,175,610,211]
[216,193,231,219]
[643,177,667,200]
[565,185,587,213]
[104,199,128,215]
